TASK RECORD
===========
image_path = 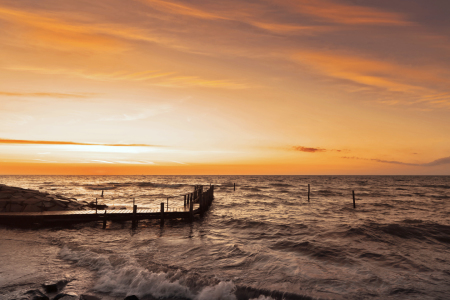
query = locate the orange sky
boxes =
[0,0,449,175]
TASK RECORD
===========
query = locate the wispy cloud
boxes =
[292,146,344,153]
[6,66,248,89]
[0,138,160,147]
[292,50,450,107]
[343,156,450,167]
[139,0,227,21]
[289,0,411,26]
[293,146,326,153]
[0,91,93,98]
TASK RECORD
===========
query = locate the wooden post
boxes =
[189,197,194,222]
[95,198,98,214]
[199,193,204,216]
[101,190,104,198]
[132,205,137,228]
[184,195,186,208]
[160,202,165,227]
[103,210,107,229]
[353,190,356,208]
[234,183,236,191]
[308,184,310,202]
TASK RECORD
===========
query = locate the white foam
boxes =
[59,246,240,300]
[196,281,237,300]
[249,296,276,300]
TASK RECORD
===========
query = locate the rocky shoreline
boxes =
[0,184,90,212]
[17,280,140,300]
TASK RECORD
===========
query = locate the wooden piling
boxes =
[353,190,356,208]
[184,194,186,208]
[189,198,194,222]
[160,202,165,227]
[200,193,204,216]
[95,198,98,214]
[101,190,104,198]
[103,210,107,229]
[132,205,137,228]
[308,184,310,202]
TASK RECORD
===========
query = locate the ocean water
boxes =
[1,175,450,300]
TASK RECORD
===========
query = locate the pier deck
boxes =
[0,185,214,226]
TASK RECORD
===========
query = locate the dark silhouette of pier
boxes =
[0,185,214,227]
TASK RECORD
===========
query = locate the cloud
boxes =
[422,156,450,167]
[0,138,160,147]
[291,50,450,107]
[293,51,426,93]
[139,0,227,21]
[6,66,248,89]
[0,91,93,98]
[343,156,450,167]
[293,146,326,153]
[290,0,412,26]
[291,145,345,153]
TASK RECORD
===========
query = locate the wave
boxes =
[345,222,450,244]
[236,286,312,300]
[269,183,292,187]
[83,184,118,190]
[59,246,240,300]
[136,182,185,189]
[270,240,352,264]
[58,246,303,300]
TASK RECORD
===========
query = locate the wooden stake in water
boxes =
[132,204,137,228]
[353,190,356,208]
[308,184,310,202]
[189,198,193,222]
[101,190,104,198]
[95,198,98,214]
[160,202,165,227]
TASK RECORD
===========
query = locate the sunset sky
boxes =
[1,0,449,175]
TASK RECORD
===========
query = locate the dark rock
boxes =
[124,296,139,300]
[42,280,68,293]
[53,292,78,300]
[80,295,102,300]
[23,289,49,300]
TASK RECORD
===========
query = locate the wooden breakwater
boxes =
[0,185,214,227]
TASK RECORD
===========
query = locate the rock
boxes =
[42,280,68,293]
[0,184,89,212]
[124,296,139,300]
[53,292,78,300]
[80,295,102,300]
[22,193,36,199]
[0,193,12,199]
[22,289,49,300]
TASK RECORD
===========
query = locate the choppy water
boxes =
[1,175,450,300]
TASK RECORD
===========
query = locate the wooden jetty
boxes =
[0,185,214,227]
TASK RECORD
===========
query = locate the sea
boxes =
[1,175,450,300]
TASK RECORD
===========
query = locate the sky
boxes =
[0,0,449,175]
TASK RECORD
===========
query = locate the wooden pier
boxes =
[0,185,214,227]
